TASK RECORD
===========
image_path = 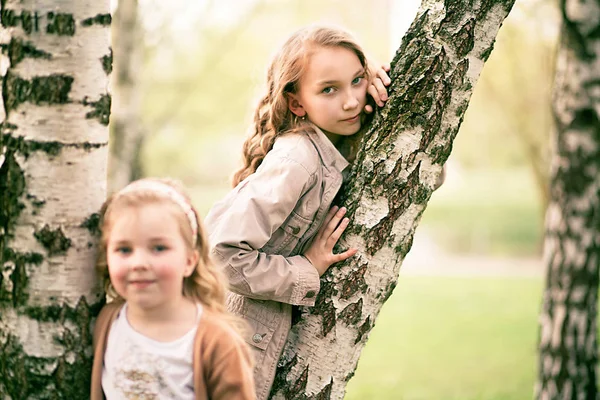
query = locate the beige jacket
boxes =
[204,124,348,400]
[91,301,255,400]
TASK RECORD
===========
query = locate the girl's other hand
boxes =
[304,206,357,276]
[365,62,391,113]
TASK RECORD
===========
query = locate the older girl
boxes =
[204,25,390,399]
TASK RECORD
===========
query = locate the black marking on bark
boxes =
[0,248,43,307]
[320,301,336,337]
[81,213,101,237]
[339,263,367,300]
[2,135,104,159]
[1,38,51,67]
[381,280,398,303]
[4,72,73,114]
[338,298,363,326]
[311,378,333,400]
[344,370,355,382]
[365,163,424,255]
[101,49,113,75]
[309,279,338,336]
[286,364,309,399]
[46,12,75,36]
[481,41,495,61]
[81,14,112,27]
[1,8,19,28]
[34,225,72,256]
[455,19,476,58]
[354,316,372,345]
[0,297,103,397]
[82,94,111,126]
[270,353,298,398]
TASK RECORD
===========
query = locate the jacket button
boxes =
[305,290,316,299]
[252,333,263,343]
[291,226,301,235]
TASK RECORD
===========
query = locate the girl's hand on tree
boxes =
[304,206,357,276]
[365,61,391,113]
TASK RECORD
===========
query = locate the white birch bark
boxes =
[0,0,109,396]
[270,1,516,398]
[536,0,600,398]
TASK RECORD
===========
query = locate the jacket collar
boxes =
[306,123,349,173]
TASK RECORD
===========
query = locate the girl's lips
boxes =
[342,114,360,123]
[129,280,154,289]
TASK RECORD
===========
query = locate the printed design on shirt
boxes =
[113,337,176,399]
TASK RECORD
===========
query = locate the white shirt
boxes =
[102,303,202,399]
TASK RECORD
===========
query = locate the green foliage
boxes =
[346,275,543,400]
[421,168,543,256]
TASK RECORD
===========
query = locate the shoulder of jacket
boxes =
[269,132,320,175]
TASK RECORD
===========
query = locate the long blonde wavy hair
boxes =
[232,25,369,187]
[96,178,230,316]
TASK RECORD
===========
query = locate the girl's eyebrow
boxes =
[316,68,365,86]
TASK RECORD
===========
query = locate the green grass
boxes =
[345,276,543,400]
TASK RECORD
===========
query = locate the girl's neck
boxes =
[126,296,198,342]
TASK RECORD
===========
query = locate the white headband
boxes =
[117,180,198,240]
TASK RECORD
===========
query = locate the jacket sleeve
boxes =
[206,153,321,306]
[206,328,256,400]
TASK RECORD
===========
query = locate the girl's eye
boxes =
[352,76,363,85]
[153,244,168,252]
[322,87,334,94]
[116,246,131,255]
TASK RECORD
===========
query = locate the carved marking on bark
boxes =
[46,12,75,36]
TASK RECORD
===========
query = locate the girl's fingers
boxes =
[377,65,391,85]
[332,248,358,263]
[328,217,349,245]
[372,79,388,102]
[317,206,339,237]
[322,207,346,238]
[368,85,384,107]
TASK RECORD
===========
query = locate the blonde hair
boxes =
[232,25,369,187]
[96,178,229,315]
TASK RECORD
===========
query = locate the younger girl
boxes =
[91,178,255,400]
[204,25,390,399]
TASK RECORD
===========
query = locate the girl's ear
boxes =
[185,250,200,277]
[286,93,306,117]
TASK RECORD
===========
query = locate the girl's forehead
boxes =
[108,202,183,235]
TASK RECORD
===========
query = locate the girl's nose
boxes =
[130,251,149,270]
[343,91,359,111]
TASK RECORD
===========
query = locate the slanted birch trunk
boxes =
[108,0,144,193]
[536,0,600,398]
[270,1,516,398]
[0,0,110,397]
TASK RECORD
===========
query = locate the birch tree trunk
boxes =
[270,1,516,398]
[108,0,144,194]
[0,1,110,397]
[536,0,600,398]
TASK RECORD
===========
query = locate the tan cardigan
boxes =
[90,301,255,400]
